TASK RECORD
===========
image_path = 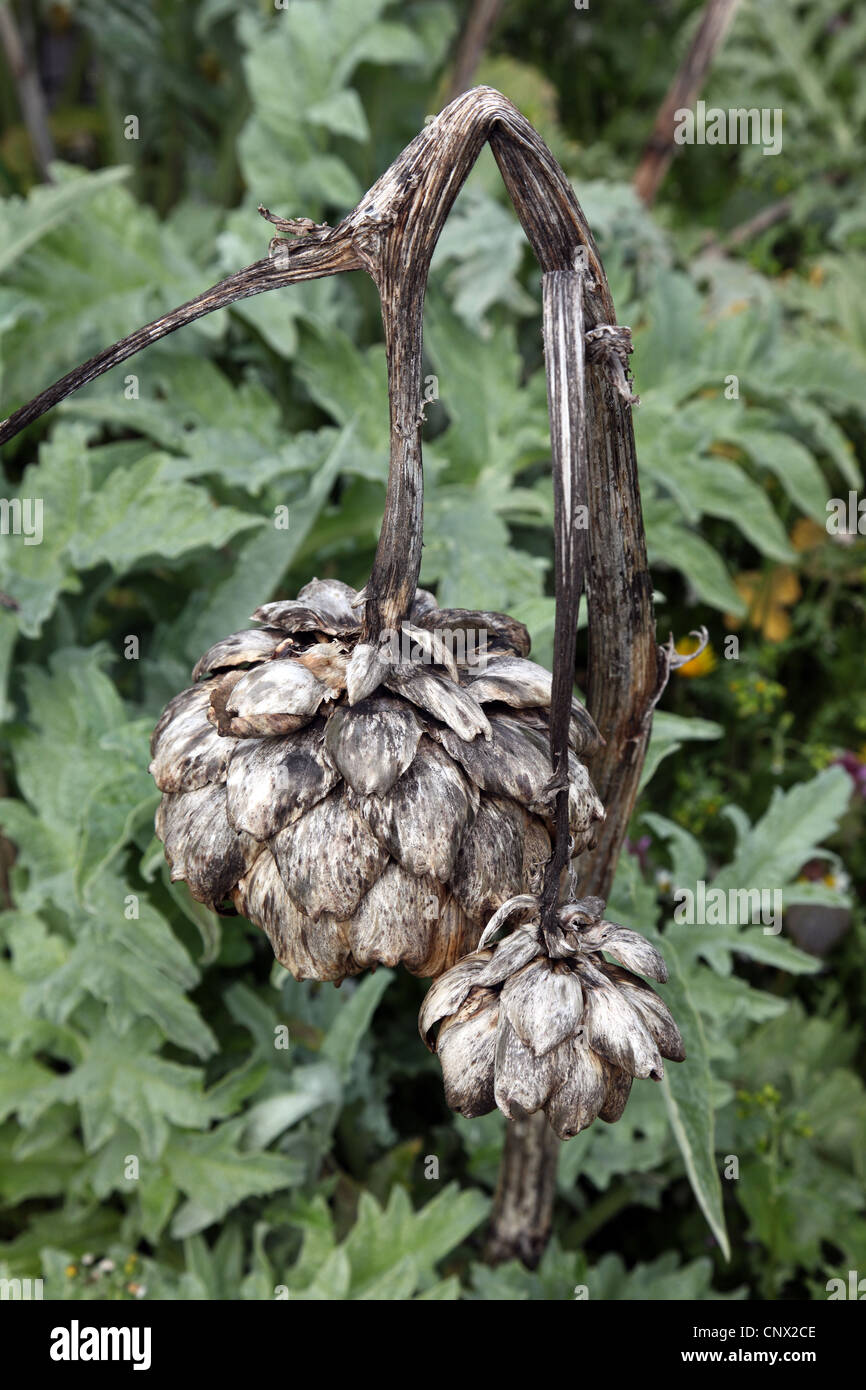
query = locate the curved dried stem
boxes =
[0,240,363,447]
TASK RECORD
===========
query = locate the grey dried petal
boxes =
[501,958,583,1057]
[206,669,246,736]
[232,848,354,982]
[475,924,542,983]
[339,860,441,972]
[149,681,232,793]
[545,1036,609,1139]
[507,703,603,758]
[386,665,491,742]
[604,965,685,1061]
[439,714,552,807]
[225,659,329,737]
[449,796,527,922]
[558,897,606,928]
[598,1065,633,1124]
[225,722,338,839]
[464,655,553,708]
[503,720,599,828]
[567,753,606,848]
[522,817,551,893]
[296,910,360,984]
[324,696,422,796]
[416,891,482,979]
[477,896,540,950]
[569,700,604,756]
[590,923,669,983]
[156,783,260,909]
[354,737,478,881]
[436,988,499,1118]
[494,1011,559,1118]
[579,968,664,1080]
[192,627,283,682]
[345,867,477,978]
[253,577,361,636]
[271,789,388,921]
[420,608,531,659]
[345,642,392,705]
[409,587,439,622]
[400,622,458,680]
[418,950,493,1049]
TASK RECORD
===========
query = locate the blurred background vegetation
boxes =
[0,0,863,1300]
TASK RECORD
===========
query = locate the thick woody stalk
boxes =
[539,266,587,941]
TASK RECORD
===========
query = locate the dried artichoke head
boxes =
[419,893,685,1137]
[150,578,605,983]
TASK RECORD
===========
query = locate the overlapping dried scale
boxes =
[155,783,261,909]
[419,607,531,659]
[225,722,337,839]
[232,848,355,983]
[385,664,492,742]
[449,796,527,921]
[353,738,479,882]
[464,655,553,708]
[324,696,422,796]
[437,988,499,1118]
[149,681,231,793]
[192,627,284,682]
[438,714,554,807]
[152,580,605,986]
[253,578,361,636]
[421,896,684,1137]
[222,659,329,737]
[546,1038,610,1139]
[271,789,388,922]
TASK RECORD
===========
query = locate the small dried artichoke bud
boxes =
[149,579,605,984]
[419,894,685,1138]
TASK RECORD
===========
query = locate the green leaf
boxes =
[640,712,723,791]
[726,425,829,520]
[424,294,550,477]
[242,1066,343,1148]
[645,506,747,615]
[712,767,851,896]
[307,89,370,141]
[696,927,818,978]
[656,932,731,1260]
[0,168,217,411]
[320,971,393,1079]
[53,1022,212,1160]
[589,1250,744,1300]
[0,166,130,276]
[642,812,707,887]
[432,185,535,329]
[0,426,89,638]
[422,483,547,611]
[341,1184,489,1296]
[166,1119,303,1238]
[70,454,262,570]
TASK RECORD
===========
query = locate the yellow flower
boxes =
[724,567,801,642]
[674,635,717,678]
[790,518,826,552]
[65,1265,77,1278]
